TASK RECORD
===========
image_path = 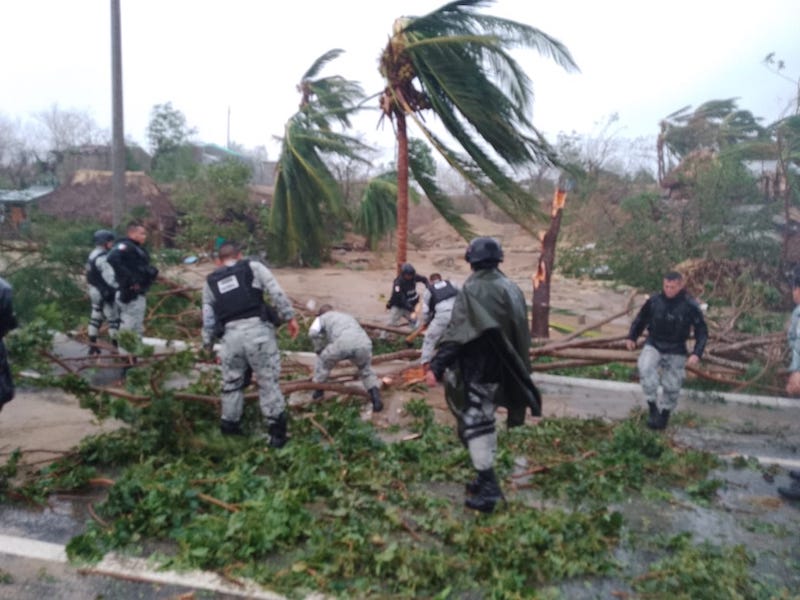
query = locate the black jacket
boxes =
[628,289,708,357]
[106,238,158,300]
[386,273,429,311]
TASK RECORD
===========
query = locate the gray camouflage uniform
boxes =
[86,247,120,340]
[202,260,294,424]
[309,311,380,392]
[420,281,459,364]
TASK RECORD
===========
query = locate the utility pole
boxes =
[110,0,125,228]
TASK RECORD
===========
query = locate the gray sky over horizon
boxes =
[2,0,798,161]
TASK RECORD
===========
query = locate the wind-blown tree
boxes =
[657,99,766,184]
[269,49,369,266]
[355,138,451,249]
[378,0,578,269]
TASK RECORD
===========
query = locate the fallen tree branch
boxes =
[197,492,239,513]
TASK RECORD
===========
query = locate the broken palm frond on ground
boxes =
[4,388,791,599]
[4,294,798,597]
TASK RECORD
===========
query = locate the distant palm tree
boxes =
[378,0,578,269]
[355,138,456,248]
[269,49,369,265]
[657,99,766,184]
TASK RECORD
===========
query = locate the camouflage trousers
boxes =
[314,342,380,391]
[380,306,415,339]
[446,372,498,472]
[88,286,119,339]
[420,308,453,364]
[220,317,285,423]
[637,345,687,411]
[116,293,146,337]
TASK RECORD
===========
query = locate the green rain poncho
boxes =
[435,268,542,426]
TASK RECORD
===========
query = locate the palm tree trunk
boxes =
[395,113,409,272]
[531,188,567,338]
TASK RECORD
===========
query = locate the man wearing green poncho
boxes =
[425,237,542,513]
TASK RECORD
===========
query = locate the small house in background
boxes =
[55,144,151,185]
[0,186,56,238]
[35,170,177,247]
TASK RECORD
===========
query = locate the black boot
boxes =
[268,412,288,448]
[654,409,671,430]
[220,419,244,436]
[464,469,504,514]
[465,477,480,495]
[778,481,800,501]
[88,336,101,356]
[368,387,383,412]
[646,401,659,429]
[311,389,324,401]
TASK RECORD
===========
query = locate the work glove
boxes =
[118,288,136,303]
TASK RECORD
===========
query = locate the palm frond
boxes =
[270,52,371,265]
[407,141,474,240]
[355,177,398,249]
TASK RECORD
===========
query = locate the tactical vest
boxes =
[428,280,458,312]
[398,278,420,310]
[86,252,115,298]
[207,260,265,325]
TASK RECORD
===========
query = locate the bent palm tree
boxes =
[379,0,578,269]
[269,49,369,265]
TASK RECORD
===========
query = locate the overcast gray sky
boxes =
[2,0,798,159]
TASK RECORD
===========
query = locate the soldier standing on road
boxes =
[106,221,159,342]
[625,271,708,430]
[308,304,383,412]
[202,241,299,447]
[0,276,18,411]
[419,273,459,368]
[425,237,542,514]
[85,229,120,355]
[382,263,428,336]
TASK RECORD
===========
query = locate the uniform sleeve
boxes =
[387,277,403,309]
[249,261,294,322]
[628,297,652,341]
[308,316,326,353]
[201,281,217,346]
[690,304,708,358]
[106,246,132,288]
[421,288,433,325]
[96,255,118,289]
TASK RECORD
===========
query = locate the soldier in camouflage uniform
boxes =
[381,263,428,338]
[419,273,459,367]
[625,271,707,431]
[308,304,383,412]
[202,241,299,447]
[106,221,158,342]
[85,229,120,355]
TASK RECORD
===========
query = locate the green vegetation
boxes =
[5,381,792,598]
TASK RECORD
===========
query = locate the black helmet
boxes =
[400,263,416,276]
[465,237,504,265]
[93,229,115,245]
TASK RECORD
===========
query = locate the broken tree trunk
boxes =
[531,183,569,338]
